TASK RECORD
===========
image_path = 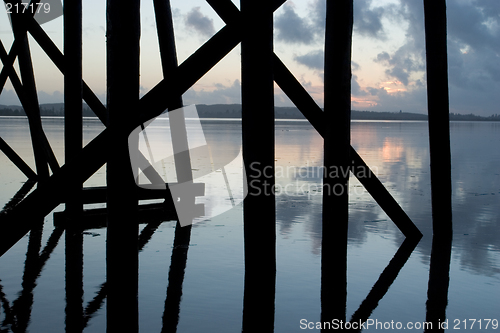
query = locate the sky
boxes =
[0,0,499,116]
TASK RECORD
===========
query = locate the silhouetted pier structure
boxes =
[0,0,453,332]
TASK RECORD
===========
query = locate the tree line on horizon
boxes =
[0,103,499,121]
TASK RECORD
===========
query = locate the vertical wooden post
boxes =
[64,0,83,214]
[241,1,276,331]
[423,1,453,331]
[321,0,353,326]
[106,1,140,332]
[423,0,453,236]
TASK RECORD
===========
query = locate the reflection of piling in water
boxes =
[321,1,353,327]
[423,1,453,331]
[65,225,84,333]
[162,224,192,333]
[4,222,64,331]
[241,0,276,331]
[349,238,420,331]
[12,220,43,332]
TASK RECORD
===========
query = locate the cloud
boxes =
[351,75,367,97]
[353,0,386,39]
[372,1,426,86]
[274,3,315,44]
[308,0,325,35]
[364,0,500,115]
[307,0,387,40]
[293,49,365,97]
[185,7,215,38]
[294,50,323,70]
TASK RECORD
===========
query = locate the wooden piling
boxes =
[241,0,276,331]
[105,1,140,332]
[423,1,453,330]
[423,0,453,237]
[64,0,83,214]
[321,0,353,327]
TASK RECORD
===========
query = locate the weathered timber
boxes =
[0,137,37,180]
[57,183,203,205]
[106,0,141,331]
[241,0,276,332]
[53,202,178,230]
[423,0,453,237]
[64,0,83,214]
[321,0,353,326]
[423,1,453,331]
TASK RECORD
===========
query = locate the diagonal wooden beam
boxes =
[0,39,60,174]
[0,137,37,180]
[0,0,40,93]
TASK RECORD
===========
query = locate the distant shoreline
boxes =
[1,103,499,122]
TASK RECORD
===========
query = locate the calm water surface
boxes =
[0,117,498,332]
